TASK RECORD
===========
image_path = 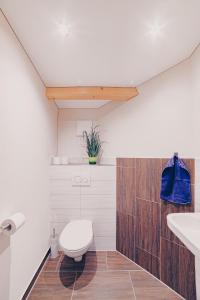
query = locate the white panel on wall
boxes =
[50,165,116,250]
[51,208,81,222]
[81,195,116,209]
[50,195,80,209]
[50,165,80,179]
[90,237,116,251]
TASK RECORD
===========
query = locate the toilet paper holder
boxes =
[0,223,12,232]
[0,212,26,235]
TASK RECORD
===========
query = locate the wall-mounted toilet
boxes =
[59,219,93,262]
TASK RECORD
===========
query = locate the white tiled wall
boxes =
[195,159,200,212]
[50,165,116,250]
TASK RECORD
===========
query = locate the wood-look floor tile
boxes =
[43,252,62,272]
[130,270,168,288]
[134,287,183,300]
[27,288,72,300]
[107,251,141,270]
[130,271,183,300]
[84,251,107,271]
[34,271,76,289]
[59,251,107,272]
[73,271,135,300]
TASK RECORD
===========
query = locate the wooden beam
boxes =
[46,86,138,101]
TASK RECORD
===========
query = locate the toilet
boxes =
[59,219,93,262]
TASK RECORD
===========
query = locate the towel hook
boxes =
[174,152,178,157]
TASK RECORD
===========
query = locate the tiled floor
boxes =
[27,251,184,300]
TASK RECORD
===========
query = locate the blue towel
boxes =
[160,155,192,205]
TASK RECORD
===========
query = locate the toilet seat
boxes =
[59,219,93,252]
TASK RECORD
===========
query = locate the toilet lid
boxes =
[59,219,93,251]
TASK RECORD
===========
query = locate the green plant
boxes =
[83,126,102,158]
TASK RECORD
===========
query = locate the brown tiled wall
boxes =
[116,157,196,300]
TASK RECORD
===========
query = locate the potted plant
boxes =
[83,125,102,164]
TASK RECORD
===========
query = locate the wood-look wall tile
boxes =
[136,158,162,202]
[152,202,161,257]
[160,238,179,293]
[116,165,135,216]
[116,211,135,261]
[179,246,196,300]
[135,198,160,257]
[135,247,160,278]
[116,157,196,299]
[182,159,195,185]
[116,211,125,255]
[116,166,124,213]
[116,158,136,168]
[161,200,194,245]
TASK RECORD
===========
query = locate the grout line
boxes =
[135,196,161,204]
[141,268,185,300]
[106,251,108,270]
[71,272,77,300]
[75,270,139,273]
[55,252,63,271]
[116,251,184,299]
[128,271,137,300]
[161,236,187,249]
[116,250,142,270]
[133,245,160,259]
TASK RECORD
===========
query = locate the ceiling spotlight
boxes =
[148,20,165,38]
[56,20,71,37]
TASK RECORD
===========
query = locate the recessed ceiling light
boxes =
[147,20,165,39]
[56,20,71,37]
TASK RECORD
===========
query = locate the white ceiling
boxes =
[55,99,110,108]
[1,0,200,89]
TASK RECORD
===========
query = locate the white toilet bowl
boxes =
[59,219,93,262]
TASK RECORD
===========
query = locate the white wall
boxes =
[0,11,57,300]
[191,45,200,156]
[58,50,200,159]
[50,165,116,250]
[58,109,98,158]
[192,46,200,211]
[99,58,193,158]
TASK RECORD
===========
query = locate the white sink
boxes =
[167,213,200,257]
[167,212,200,299]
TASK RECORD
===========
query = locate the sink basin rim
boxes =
[167,212,200,257]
